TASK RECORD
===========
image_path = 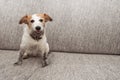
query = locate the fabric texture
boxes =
[0,50,120,80]
[0,0,120,54]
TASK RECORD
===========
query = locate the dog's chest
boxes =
[26,44,40,55]
[21,33,47,53]
[28,37,46,48]
[25,40,46,56]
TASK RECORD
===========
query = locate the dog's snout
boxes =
[36,26,41,30]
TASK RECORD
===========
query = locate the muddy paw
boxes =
[42,63,48,67]
[14,61,22,66]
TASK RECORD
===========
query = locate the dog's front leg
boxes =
[14,49,25,65]
[41,51,51,67]
[38,52,48,67]
[43,52,48,66]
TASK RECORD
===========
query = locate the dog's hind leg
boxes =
[14,49,25,65]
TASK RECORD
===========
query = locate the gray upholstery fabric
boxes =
[0,0,120,54]
[0,50,120,80]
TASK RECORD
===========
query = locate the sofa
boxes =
[0,0,120,80]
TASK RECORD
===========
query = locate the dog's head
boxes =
[19,13,52,33]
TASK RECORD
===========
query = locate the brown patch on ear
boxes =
[43,13,52,22]
[19,15,31,24]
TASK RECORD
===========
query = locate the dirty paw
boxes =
[42,63,48,67]
[14,61,22,66]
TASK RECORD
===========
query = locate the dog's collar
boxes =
[30,31,44,41]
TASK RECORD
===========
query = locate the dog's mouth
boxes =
[30,30,44,40]
[32,30,44,35]
[36,30,41,33]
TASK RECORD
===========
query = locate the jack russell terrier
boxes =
[14,13,52,67]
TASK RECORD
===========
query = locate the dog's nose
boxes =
[36,26,41,30]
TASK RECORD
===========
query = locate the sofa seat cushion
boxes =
[0,50,120,80]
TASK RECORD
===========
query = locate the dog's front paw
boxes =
[14,61,22,66]
[42,63,48,68]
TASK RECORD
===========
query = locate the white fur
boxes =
[31,14,44,31]
[20,14,49,57]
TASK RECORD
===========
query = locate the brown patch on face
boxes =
[37,13,52,22]
[19,15,32,28]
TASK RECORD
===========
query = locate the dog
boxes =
[14,13,52,67]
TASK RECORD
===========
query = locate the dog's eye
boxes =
[30,20,34,23]
[39,19,43,22]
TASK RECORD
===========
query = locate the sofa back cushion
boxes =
[0,0,120,54]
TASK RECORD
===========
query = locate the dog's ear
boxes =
[44,13,52,22]
[19,15,29,24]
